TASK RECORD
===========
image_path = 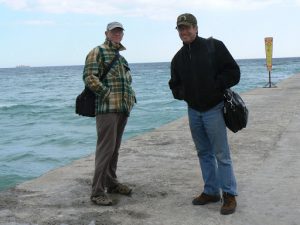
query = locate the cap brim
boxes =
[177,22,193,27]
[108,25,124,31]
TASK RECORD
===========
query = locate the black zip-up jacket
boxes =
[169,36,240,112]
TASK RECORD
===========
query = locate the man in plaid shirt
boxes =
[83,21,136,206]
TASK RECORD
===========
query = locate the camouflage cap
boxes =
[176,13,197,27]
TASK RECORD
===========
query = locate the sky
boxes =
[0,0,300,68]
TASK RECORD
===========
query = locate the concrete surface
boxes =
[1,74,300,225]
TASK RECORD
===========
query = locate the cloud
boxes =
[0,0,293,19]
[19,19,55,26]
[0,0,28,10]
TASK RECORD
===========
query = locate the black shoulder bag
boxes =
[223,88,248,133]
[206,37,248,133]
[75,50,119,117]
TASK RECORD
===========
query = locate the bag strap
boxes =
[206,37,216,72]
[97,47,120,81]
[206,37,230,95]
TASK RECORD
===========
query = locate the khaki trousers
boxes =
[91,113,128,197]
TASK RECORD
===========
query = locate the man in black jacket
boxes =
[169,13,240,215]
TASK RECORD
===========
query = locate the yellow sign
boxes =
[265,37,273,71]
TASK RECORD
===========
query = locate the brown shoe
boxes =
[221,192,237,215]
[192,192,221,205]
[107,183,132,195]
[91,193,112,206]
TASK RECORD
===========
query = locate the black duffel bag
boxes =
[223,89,249,133]
[75,87,95,117]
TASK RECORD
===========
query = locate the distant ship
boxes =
[16,65,30,68]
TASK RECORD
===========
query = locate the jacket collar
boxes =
[104,39,126,51]
[182,36,202,48]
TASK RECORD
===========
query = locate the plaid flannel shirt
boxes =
[83,40,136,115]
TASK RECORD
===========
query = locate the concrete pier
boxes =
[1,74,300,225]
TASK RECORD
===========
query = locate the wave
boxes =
[0,103,18,109]
[0,104,62,117]
[3,151,36,162]
[31,136,82,147]
[0,103,44,110]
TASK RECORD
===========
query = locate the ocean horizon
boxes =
[1,57,300,191]
[2,56,300,69]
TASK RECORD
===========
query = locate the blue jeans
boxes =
[188,102,237,196]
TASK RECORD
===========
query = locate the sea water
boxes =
[0,57,300,191]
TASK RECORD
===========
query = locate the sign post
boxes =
[264,37,277,88]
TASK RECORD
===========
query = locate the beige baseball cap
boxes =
[106,21,124,31]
